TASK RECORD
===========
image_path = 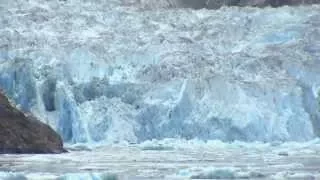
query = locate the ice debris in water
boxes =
[173,167,266,179]
[0,172,118,180]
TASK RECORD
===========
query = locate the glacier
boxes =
[0,0,320,144]
[128,0,320,9]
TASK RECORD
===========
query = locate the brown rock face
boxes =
[0,91,66,154]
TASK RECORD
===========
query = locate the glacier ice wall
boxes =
[128,0,320,9]
[0,0,320,143]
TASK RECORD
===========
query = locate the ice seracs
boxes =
[0,0,319,144]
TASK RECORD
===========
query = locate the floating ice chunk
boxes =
[174,167,266,179]
[0,172,27,180]
[272,172,319,180]
[58,172,118,180]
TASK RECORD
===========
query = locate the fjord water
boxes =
[1,140,320,179]
[0,0,320,179]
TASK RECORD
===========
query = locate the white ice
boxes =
[0,0,320,144]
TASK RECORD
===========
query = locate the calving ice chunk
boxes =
[0,0,320,144]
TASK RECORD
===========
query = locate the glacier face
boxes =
[127,0,320,9]
[0,0,320,144]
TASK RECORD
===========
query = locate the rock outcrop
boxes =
[0,91,65,154]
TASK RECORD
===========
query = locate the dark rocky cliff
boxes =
[0,91,66,154]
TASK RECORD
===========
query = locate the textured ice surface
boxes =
[0,0,320,143]
[126,0,320,9]
[0,140,320,179]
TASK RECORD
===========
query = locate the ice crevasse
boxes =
[0,0,320,144]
